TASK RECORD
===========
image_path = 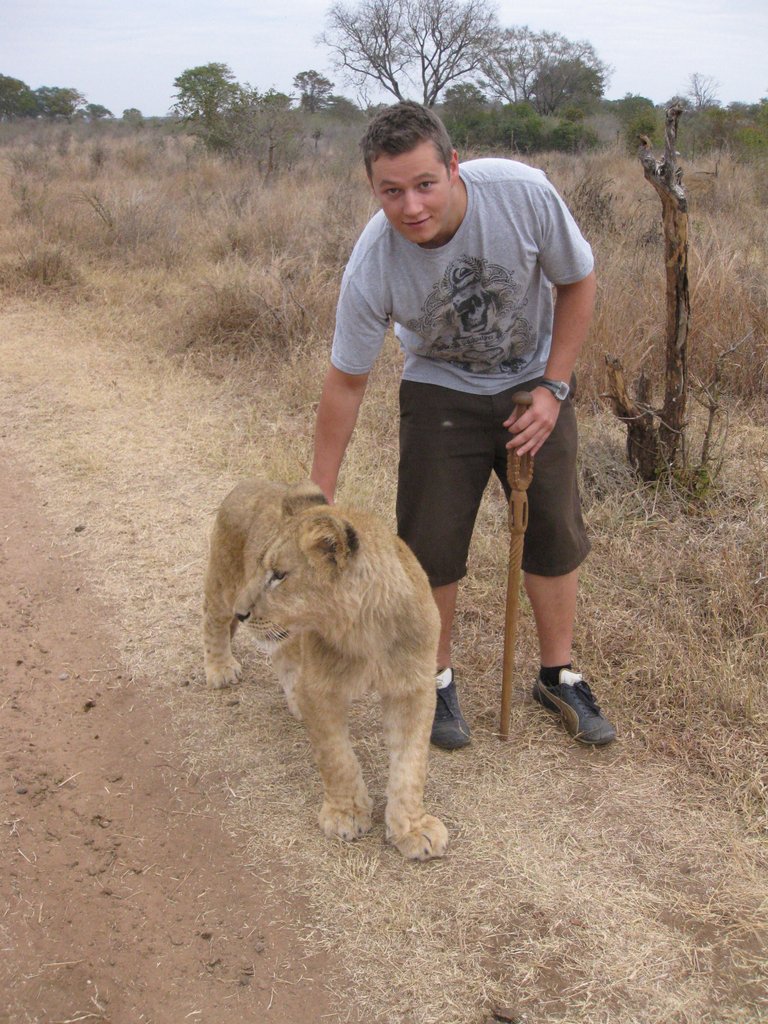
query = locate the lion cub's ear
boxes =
[298,510,359,571]
[282,481,329,519]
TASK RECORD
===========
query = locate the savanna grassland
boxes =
[1,119,766,1023]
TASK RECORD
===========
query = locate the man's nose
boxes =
[402,189,423,215]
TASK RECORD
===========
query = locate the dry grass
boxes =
[542,147,768,405]
[0,123,766,1023]
[0,241,83,293]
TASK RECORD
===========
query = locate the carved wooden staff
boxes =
[499,391,534,741]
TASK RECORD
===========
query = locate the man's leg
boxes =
[429,580,471,748]
[524,568,578,667]
[492,384,615,745]
[397,383,494,751]
[436,570,579,672]
[432,581,458,670]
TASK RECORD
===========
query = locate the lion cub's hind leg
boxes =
[203,596,242,689]
[381,685,449,861]
[298,683,373,843]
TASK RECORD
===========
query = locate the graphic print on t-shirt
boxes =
[404,255,535,374]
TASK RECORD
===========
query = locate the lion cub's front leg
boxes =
[203,596,242,689]
[297,685,373,843]
[381,686,448,861]
[270,637,303,720]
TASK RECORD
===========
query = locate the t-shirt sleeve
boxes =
[533,184,594,286]
[331,273,390,375]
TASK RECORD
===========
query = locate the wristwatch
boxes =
[538,378,570,401]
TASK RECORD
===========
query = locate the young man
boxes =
[310,102,616,750]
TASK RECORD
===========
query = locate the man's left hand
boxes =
[503,387,561,457]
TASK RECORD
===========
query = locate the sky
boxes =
[2,0,766,117]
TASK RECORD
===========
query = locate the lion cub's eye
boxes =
[268,569,287,586]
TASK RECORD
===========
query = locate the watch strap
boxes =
[539,378,570,401]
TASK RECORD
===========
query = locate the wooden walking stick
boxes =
[499,391,534,741]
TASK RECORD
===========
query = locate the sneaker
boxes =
[431,668,471,749]
[532,669,616,745]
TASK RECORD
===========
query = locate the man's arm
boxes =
[504,270,596,457]
[310,364,370,502]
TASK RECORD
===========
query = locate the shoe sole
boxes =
[533,683,616,746]
[430,728,471,750]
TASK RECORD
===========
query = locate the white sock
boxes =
[436,667,453,690]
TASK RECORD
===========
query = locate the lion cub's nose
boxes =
[236,611,251,622]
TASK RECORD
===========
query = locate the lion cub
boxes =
[203,479,448,861]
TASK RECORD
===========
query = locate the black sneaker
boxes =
[431,668,471,749]
[532,670,616,745]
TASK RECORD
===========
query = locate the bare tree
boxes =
[321,0,498,107]
[321,0,411,101]
[604,106,691,481]
[687,72,720,111]
[481,26,545,104]
[482,28,610,114]
[404,0,498,106]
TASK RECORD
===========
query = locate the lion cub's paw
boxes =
[391,815,449,861]
[318,798,373,842]
[205,657,242,690]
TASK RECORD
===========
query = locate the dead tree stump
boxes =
[605,105,691,480]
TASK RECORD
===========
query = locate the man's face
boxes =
[368,140,466,249]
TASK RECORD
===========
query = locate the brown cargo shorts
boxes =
[396,377,591,587]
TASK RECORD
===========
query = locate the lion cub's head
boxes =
[234,482,361,632]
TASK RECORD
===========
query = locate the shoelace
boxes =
[435,685,459,720]
[570,679,602,714]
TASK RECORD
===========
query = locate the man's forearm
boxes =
[504,270,596,457]
[310,365,369,501]
[545,270,597,382]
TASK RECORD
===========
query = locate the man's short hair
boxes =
[360,101,454,178]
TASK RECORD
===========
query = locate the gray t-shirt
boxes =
[331,158,594,394]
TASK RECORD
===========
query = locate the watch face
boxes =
[543,379,569,400]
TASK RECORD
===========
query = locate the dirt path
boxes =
[0,451,341,1023]
[1,297,766,1024]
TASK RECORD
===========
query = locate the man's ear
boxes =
[297,510,359,571]
[281,481,329,519]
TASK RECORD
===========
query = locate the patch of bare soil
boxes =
[0,454,342,1024]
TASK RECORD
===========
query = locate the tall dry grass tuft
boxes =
[180,253,338,360]
[0,242,83,294]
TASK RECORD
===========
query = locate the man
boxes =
[310,102,616,750]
